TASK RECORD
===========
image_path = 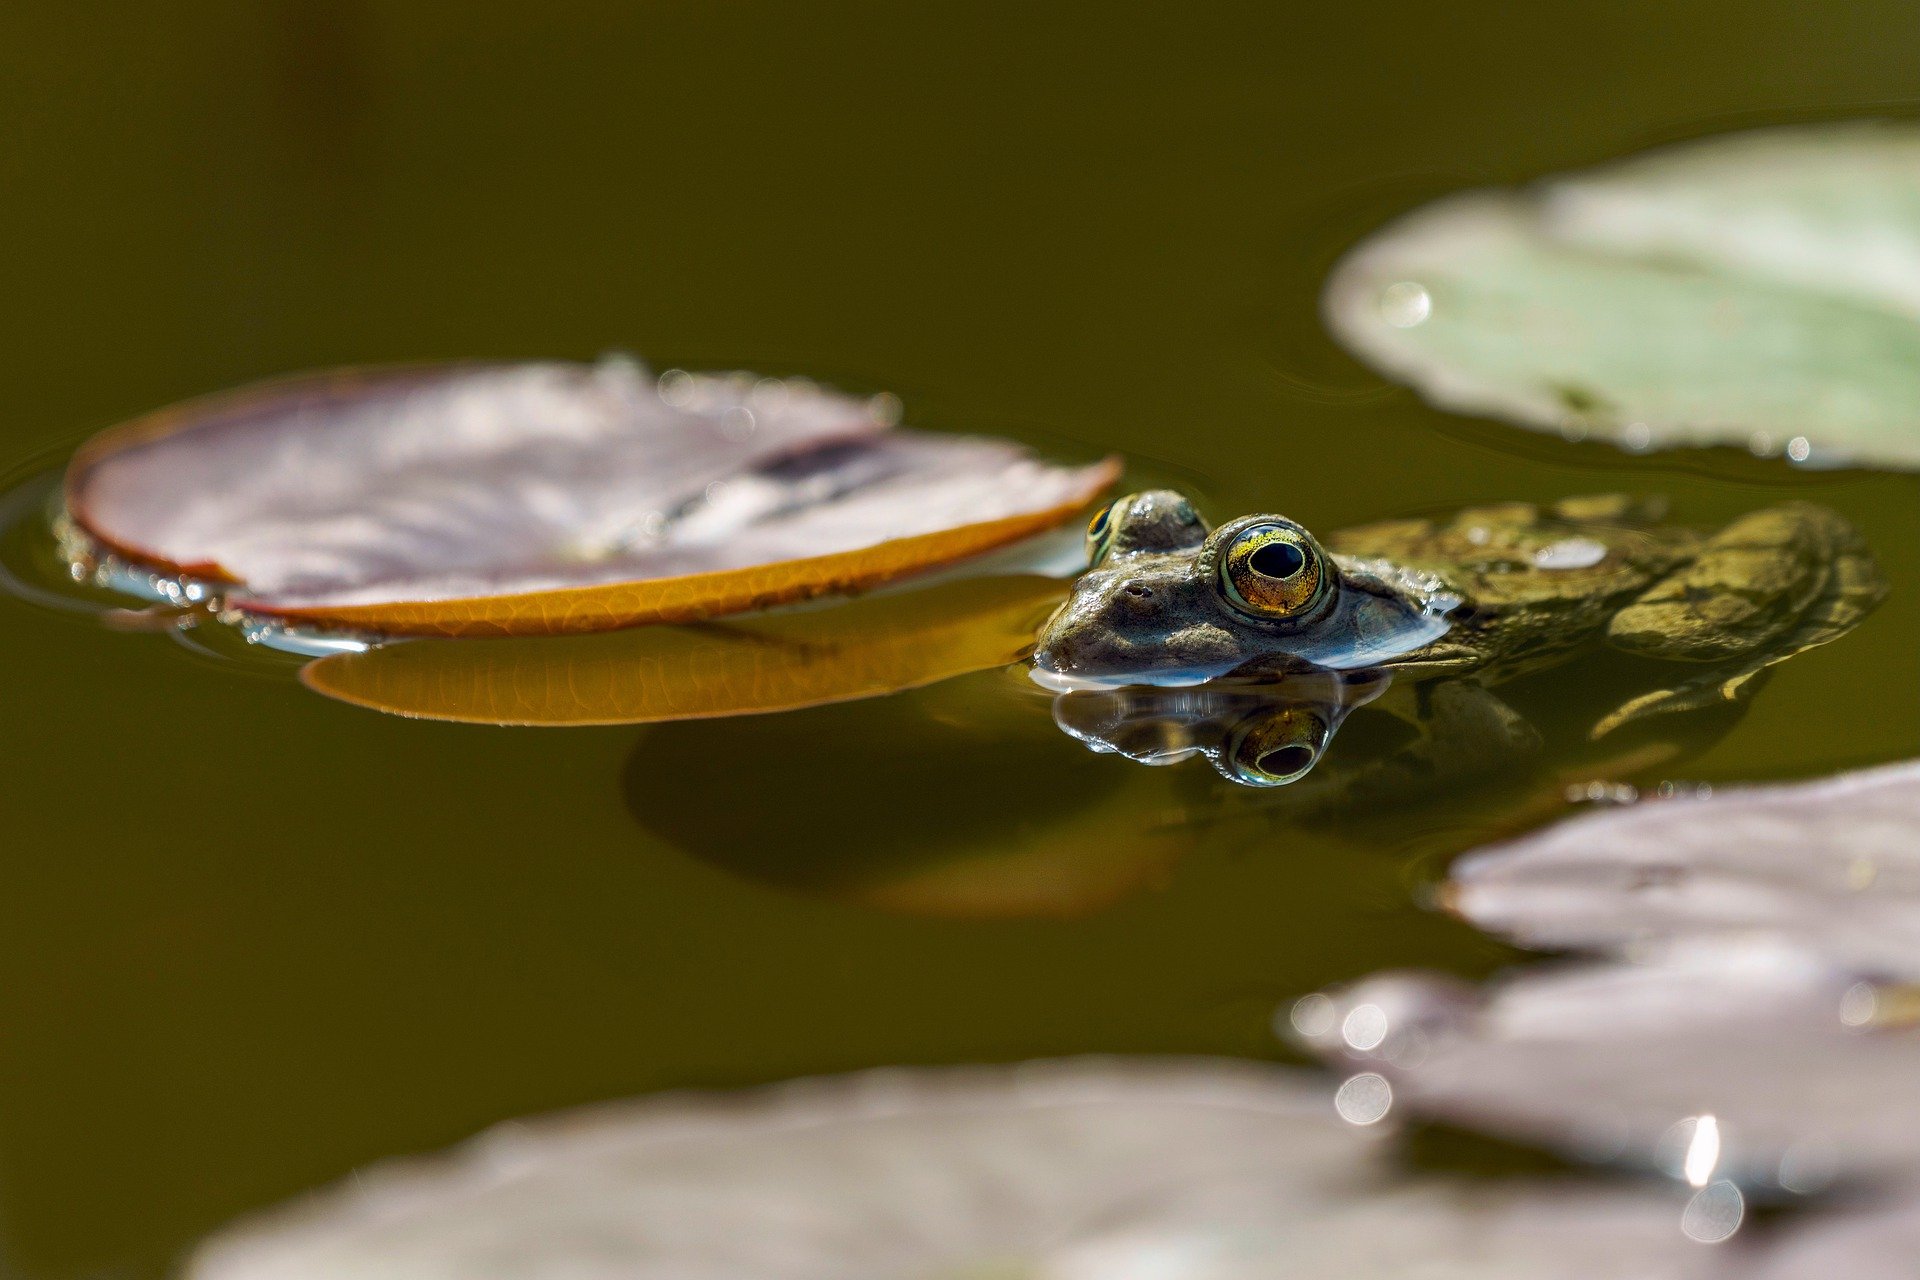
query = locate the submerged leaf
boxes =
[1449,761,1920,974]
[1323,122,1920,468]
[66,360,1117,636]
[826,781,1196,919]
[1291,943,1920,1188]
[620,674,1202,920]
[301,574,1066,725]
[186,1059,1713,1280]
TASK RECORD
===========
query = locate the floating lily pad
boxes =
[1449,761,1920,975]
[1542,124,1920,319]
[1290,944,1920,1189]
[187,1058,1715,1280]
[65,360,1118,636]
[301,574,1066,725]
[1323,122,1920,468]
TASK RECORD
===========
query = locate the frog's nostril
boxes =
[1123,583,1153,598]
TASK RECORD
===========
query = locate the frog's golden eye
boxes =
[1223,708,1328,787]
[1218,522,1326,619]
[1085,498,1127,564]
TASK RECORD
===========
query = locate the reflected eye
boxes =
[1219,522,1327,619]
[1086,498,1126,564]
[1223,708,1329,787]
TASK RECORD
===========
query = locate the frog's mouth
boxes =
[1030,607,1452,691]
[1028,662,1220,693]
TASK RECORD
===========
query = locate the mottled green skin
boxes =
[1336,494,1885,734]
[1326,496,1697,688]
[1038,492,1885,760]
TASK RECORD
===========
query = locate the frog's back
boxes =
[1326,496,1698,682]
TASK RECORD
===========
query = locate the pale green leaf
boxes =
[1324,123,1920,468]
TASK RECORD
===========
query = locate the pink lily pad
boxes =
[65,358,1117,636]
[1448,761,1920,975]
[186,1058,1717,1280]
[1290,943,1920,1189]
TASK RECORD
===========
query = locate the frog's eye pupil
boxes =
[1088,508,1110,539]
[1248,541,1305,579]
[1218,521,1327,621]
[1258,744,1315,777]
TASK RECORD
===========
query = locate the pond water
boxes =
[2,5,1918,1276]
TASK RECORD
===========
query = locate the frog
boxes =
[1033,489,1885,788]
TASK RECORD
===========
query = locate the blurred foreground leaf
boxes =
[188,1059,1714,1280]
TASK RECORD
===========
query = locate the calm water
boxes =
[3,5,1919,1275]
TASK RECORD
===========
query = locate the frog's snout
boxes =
[1031,604,1084,678]
[1032,572,1148,678]
[1033,569,1241,685]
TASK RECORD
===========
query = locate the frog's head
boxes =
[1032,490,1343,687]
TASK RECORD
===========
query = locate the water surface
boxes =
[1,5,1918,1275]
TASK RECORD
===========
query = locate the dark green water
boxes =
[2,5,1918,1275]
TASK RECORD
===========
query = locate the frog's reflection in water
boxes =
[1050,668,1390,788]
[1050,644,1761,818]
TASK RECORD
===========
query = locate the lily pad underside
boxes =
[65,360,1118,637]
[301,574,1067,725]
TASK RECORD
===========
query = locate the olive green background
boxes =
[1,4,1917,1276]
